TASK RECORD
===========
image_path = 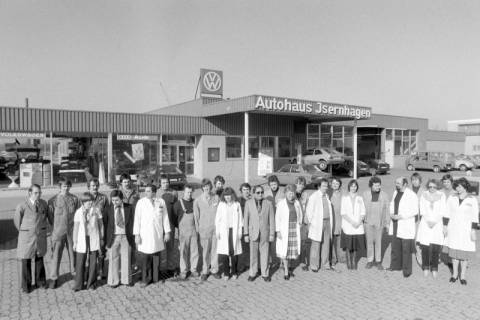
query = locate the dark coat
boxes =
[104,203,135,248]
[14,198,50,259]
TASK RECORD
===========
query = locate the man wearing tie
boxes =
[14,184,49,293]
[244,185,275,282]
[105,190,135,287]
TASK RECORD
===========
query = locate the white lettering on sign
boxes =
[0,132,46,138]
[117,134,157,141]
[254,96,371,119]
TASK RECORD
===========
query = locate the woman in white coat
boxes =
[417,179,446,278]
[215,187,243,280]
[133,184,171,287]
[276,184,302,280]
[444,178,479,285]
[340,180,366,270]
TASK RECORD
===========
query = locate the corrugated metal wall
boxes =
[0,106,224,135]
[205,113,295,136]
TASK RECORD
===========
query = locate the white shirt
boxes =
[114,205,126,235]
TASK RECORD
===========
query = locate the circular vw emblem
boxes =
[203,71,222,92]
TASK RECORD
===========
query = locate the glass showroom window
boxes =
[112,135,158,180]
[394,129,403,155]
[344,126,353,156]
[332,126,344,153]
[278,137,291,157]
[320,125,332,148]
[307,124,320,149]
[226,136,242,159]
[249,137,259,158]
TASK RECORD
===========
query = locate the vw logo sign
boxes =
[203,71,222,92]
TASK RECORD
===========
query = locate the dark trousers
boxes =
[74,250,98,290]
[390,236,413,277]
[220,228,239,276]
[21,255,46,291]
[139,251,161,284]
[420,244,441,271]
[98,246,108,279]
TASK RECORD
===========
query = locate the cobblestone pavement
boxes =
[1,169,479,319]
[1,235,479,320]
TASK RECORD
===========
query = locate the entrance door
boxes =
[179,145,194,175]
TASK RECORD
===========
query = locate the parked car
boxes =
[302,148,345,170]
[136,164,187,189]
[453,154,475,171]
[362,158,390,175]
[265,164,330,187]
[332,158,370,177]
[405,151,453,173]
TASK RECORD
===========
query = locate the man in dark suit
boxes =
[105,190,134,287]
[244,185,275,282]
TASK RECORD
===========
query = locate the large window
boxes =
[249,137,259,158]
[278,137,291,157]
[320,125,332,148]
[226,137,242,158]
[392,129,417,156]
[113,135,158,178]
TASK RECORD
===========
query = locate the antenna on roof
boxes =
[159,81,171,106]
[194,75,201,99]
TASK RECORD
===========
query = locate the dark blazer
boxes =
[105,203,134,248]
[243,198,275,242]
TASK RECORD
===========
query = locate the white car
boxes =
[454,155,475,171]
[302,148,345,171]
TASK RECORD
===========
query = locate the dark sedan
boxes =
[265,164,330,188]
[363,159,390,175]
[332,159,370,177]
[137,164,187,189]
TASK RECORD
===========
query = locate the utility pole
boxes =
[25,97,29,108]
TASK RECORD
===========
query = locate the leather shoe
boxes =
[365,262,373,269]
[247,276,255,282]
[449,277,457,283]
[284,275,290,280]
[200,274,208,281]
[262,276,271,282]
[311,268,319,273]
[301,265,309,271]
[213,272,222,280]
[460,279,467,285]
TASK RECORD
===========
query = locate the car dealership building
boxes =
[0,70,465,187]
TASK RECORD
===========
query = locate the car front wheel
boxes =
[433,166,440,173]
[459,164,467,171]
[318,160,327,171]
[407,164,414,171]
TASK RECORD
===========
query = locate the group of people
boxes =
[14,171,478,293]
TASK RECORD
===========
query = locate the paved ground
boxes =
[1,168,479,319]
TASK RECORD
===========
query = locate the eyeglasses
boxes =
[255,191,264,194]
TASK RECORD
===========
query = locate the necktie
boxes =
[115,206,125,229]
[34,201,39,213]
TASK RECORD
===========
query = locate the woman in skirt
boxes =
[417,179,446,278]
[444,178,479,285]
[275,184,302,280]
[340,180,366,270]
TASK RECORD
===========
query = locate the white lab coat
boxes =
[275,199,302,259]
[133,197,171,254]
[215,201,243,255]
[73,207,102,253]
[416,191,446,246]
[389,188,419,239]
[445,195,479,252]
[340,194,366,235]
[305,190,333,241]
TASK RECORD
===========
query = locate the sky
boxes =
[0,0,479,129]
